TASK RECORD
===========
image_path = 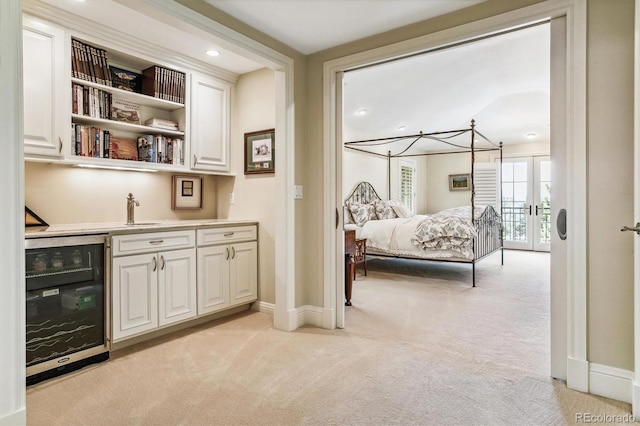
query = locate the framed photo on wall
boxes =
[448,173,471,191]
[171,175,204,210]
[244,128,275,175]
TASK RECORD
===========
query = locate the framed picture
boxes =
[449,173,471,191]
[171,175,203,210]
[244,128,275,175]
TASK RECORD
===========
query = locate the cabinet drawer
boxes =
[112,230,195,256]
[197,225,257,246]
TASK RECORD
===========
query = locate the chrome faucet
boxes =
[126,193,139,225]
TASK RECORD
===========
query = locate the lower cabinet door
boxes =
[158,248,197,326]
[112,253,158,340]
[197,245,230,315]
[229,241,258,306]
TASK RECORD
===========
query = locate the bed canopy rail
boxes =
[343,120,504,287]
[344,119,503,220]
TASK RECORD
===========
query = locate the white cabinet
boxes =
[190,73,231,173]
[196,226,257,316]
[22,15,69,160]
[111,230,196,341]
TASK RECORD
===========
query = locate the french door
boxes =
[501,156,551,251]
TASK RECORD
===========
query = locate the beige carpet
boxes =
[27,250,631,425]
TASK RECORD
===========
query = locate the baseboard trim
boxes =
[567,357,589,393]
[632,381,640,417]
[589,363,633,404]
[0,407,25,426]
[295,305,325,328]
[251,301,275,315]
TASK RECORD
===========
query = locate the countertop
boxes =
[25,219,259,239]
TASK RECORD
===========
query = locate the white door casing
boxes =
[631,0,640,415]
[325,0,586,393]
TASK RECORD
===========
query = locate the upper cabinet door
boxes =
[190,73,231,173]
[22,16,69,160]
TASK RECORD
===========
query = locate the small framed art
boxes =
[171,175,203,210]
[244,128,275,175]
[448,173,471,191]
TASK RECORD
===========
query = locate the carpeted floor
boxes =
[26,250,631,425]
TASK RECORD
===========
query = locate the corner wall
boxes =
[218,67,276,304]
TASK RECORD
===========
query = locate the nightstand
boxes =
[352,238,367,280]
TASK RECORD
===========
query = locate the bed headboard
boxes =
[344,181,382,205]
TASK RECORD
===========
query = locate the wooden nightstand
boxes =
[352,238,367,280]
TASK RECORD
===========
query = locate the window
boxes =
[400,162,416,213]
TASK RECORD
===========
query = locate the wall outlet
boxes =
[229,192,235,204]
[294,185,303,199]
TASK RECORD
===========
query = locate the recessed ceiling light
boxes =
[397,125,406,131]
[357,109,367,116]
[206,50,221,57]
[526,132,537,138]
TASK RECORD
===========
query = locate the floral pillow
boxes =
[374,200,398,220]
[349,203,374,227]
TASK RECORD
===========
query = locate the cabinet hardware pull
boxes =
[58,137,63,154]
[161,255,165,270]
[224,232,234,237]
[149,240,164,245]
[152,256,157,272]
[226,247,230,260]
[231,247,236,259]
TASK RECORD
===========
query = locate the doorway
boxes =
[501,156,551,252]
[326,3,585,386]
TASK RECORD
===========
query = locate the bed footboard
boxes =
[474,205,503,261]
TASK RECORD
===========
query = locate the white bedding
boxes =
[353,206,488,261]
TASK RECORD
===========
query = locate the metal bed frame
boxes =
[344,120,504,287]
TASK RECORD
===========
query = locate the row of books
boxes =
[137,134,185,165]
[71,39,186,105]
[73,124,111,158]
[142,65,186,104]
[72,83,112,119]
[71,39,112,86]
[72,124,184,165]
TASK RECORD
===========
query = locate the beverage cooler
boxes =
[25,234,109,385]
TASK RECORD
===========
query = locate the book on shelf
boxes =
[109,136,138,161]
[110,65,142,93]
[71,38,112,87]
[137,135,155,163]
[144,117,179,130]
[141,65,185,103]
[111,98,141,125]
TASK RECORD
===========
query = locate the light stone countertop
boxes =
[25,219,258,239]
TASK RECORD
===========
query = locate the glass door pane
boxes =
[501,159,533,249]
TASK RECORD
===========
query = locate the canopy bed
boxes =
[343,120,503,294]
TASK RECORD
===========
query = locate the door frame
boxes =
[323,0,587,392]
[632,0,640,416]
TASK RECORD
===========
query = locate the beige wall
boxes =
[587,0,634,370]
[217,67,276,304]
[25,163,218,224]
[177,0,310,307]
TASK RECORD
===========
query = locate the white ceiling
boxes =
[29,1,548,150]
[343,23,550,149]
[206,0,484,55]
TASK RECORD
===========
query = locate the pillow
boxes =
[374,200,398,220]
[344,204,354,225]
[392,204,412,218]
[349,203,371,227]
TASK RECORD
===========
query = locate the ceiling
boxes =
[343,23,550,150]
[206,0,484,55]
[30,1,548,150]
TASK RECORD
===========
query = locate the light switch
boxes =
[294,185,303,199]
[229,192,235,204]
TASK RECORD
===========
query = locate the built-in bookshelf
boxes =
[69,37,187,167]
[23,14,232,174]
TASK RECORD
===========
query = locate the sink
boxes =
[125,222,160,226]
